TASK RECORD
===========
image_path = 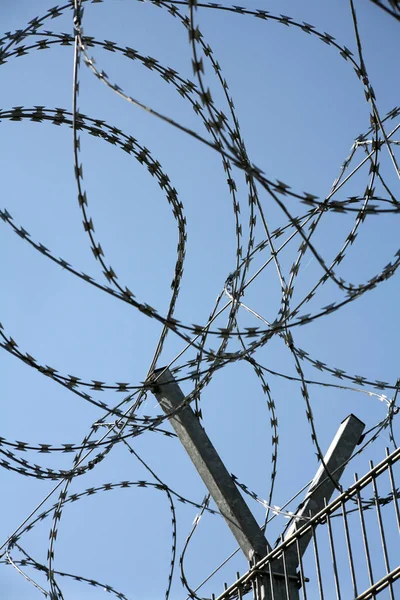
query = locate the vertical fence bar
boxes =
[282,548,290,600]
[354,473,374,590]
[385,448,400,531]
[254,576,260,600]
[370,461,395,600]
[310,519,324,600]
[295,537,307,600]
[268,561,276,600]
[325,500,341,600]
[341,499,358,597]
[237,571,243,600]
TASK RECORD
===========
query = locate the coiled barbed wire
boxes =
[1,1,399,598]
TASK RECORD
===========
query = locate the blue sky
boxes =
[0,1,399,598]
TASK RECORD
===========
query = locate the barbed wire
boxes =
[1,0,399,598]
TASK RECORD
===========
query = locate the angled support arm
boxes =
[150,367,270,562]
[254,414,365,600]
[284,413,365,561]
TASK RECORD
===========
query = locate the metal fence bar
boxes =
[268,562,275,600]
[282,549,290,600]
[295,537,307,600]
[370,461,395,600]
[385,448,400,531]
[310,520,324,600]
[341,498,358,597]
[325,500,342,600]
[354,474,374,591]
[355,565,400,600]
[238,574,243,600]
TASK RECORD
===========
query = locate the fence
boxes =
[215,447,400,600]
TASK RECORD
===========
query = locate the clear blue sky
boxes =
[0,1,399,598]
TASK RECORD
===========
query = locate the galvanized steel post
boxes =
[150,367,270,562]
